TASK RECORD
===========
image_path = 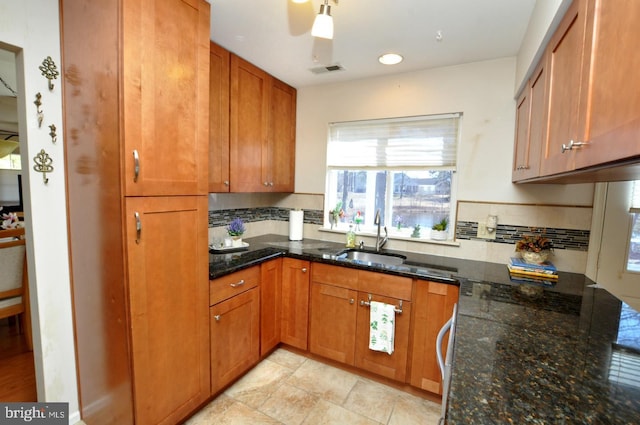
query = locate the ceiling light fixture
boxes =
[378,53,403,65]
[312,0,334,40]
[291,0,309,3]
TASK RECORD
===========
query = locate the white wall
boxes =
[515,0,572,93]
[0,2,79,423]
[296,57,593,204]
[294,57,594,272]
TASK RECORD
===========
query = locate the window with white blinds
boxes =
[327,113,461,169]
[627,180,640,272]
[323,113,461,241]
[630,180,640,213]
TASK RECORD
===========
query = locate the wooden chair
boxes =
[0,227,32,351]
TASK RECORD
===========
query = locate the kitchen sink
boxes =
[335,249,406,266]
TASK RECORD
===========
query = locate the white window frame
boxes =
[323,114,461,242]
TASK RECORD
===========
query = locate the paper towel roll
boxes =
[289,210,304,241]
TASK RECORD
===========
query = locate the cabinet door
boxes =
[309,282,357,365]
[355,293,411,382]
[229,54,271,192]
[125,196,210,425]
[513,60,546,182]
[208,41,230,192]
[267,78,296,192]
[210,287,260,394]
[123,0,210,196]
[574,0,640,169]
[540,0,587,176]
[281,258,310,350]
[409,281,459,395]
[512,87,531,180]
[261,258,282,356]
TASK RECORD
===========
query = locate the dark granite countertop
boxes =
[209,234,640,424]
[209,234,461,284]
[447,269,640,424]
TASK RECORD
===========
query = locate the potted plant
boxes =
[431,217,449,241]
[328,202,344,229]
[515,232,553,264]
[411,224,421,238]
[226,218,246,247]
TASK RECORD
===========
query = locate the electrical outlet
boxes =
[477,223,497,239]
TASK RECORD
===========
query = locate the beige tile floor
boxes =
[187,348,442,425]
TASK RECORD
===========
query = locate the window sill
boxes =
[317,227,461,247]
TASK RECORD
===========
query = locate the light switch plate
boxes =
[477,223,497,239]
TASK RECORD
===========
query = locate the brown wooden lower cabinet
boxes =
[409,280,459,394]
[208,260,460,403]
[280,258,310,349]
[210,284,260,395]
[125,196,210,425]
[261,258,282,356]
[309,264,414,383]
[309,281,358,364]
[355,293,411,382]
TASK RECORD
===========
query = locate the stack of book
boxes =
[507,256,558,285]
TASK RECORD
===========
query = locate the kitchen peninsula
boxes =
[210,234,640,424]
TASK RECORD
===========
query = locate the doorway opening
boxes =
[0,45,37,402]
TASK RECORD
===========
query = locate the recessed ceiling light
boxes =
[378,53,403,65]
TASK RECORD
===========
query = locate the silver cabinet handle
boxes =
[349,298,355,304]
[264,181,269,186]
[214,315,221,322]
[224,180,229,186]
[230,279,245,288]
[359,294,403,314]
[133,150,140,182]
[561,140,587,153]
[134,211,141,244]
[269,182,274,186]
[301,267,307,273]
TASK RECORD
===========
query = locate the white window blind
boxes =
[631,180,640,213]
[327,114,461,169]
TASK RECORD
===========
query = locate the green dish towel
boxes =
[369,301,395,355]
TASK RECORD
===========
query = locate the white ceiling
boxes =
[210,0,537,88]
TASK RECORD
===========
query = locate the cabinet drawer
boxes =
[311,263,358,290]
[358,270,412,301]
[210,266,259,305]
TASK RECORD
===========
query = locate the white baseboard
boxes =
[69,411,83,425]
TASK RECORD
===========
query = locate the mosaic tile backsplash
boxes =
[209,209,589,251]
[209,207,324,227]
[455,221,590,251]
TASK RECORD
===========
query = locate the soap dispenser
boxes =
[346,223,356,248]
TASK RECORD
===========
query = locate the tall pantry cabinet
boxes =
[61,1,211,424]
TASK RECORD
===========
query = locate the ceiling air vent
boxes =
[310,64,345,74]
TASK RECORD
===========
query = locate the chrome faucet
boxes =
[374,209,388,252]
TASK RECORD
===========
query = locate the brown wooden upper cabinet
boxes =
[208,42,231,192]
[515,0,640,182]
[209,42,296,193]
[512,59,547,182]
[122,0,210,196]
